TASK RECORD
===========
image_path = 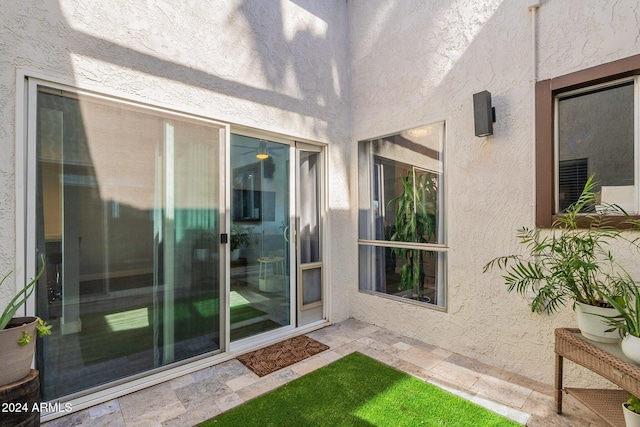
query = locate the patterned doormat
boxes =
[236,335,329,377]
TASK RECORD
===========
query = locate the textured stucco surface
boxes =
[0,1,351,318]
[3,0,640,401]
[348,0,640,387]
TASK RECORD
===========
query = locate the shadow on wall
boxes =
[6,0,352,400]
[11,1,347,138]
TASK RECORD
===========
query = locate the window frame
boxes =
[536,53,640,228]
[357,122,448,310]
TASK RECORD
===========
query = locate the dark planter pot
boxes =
[0,370,40,427]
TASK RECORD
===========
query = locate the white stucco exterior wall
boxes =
[3,0,640,398]
[0,1,352,320]
[348,0,640,386]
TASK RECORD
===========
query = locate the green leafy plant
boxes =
[0,255,52,345]
[483,175,640,314]
[230,223,255,252]
[17,320,51,346]
[598,275,640,338]
[388,169,437,301]
[627,394,640,414]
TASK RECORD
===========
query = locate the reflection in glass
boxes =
[367,158,439,244]
[230,135,290,341]
[299,151,321,264]
[359,126,443,244]
[36,89,222,400]
[358,122,446,308]
[358,246,444,305]
[301,268,322,306]
[557,81,635,213]
[298,148,324,325]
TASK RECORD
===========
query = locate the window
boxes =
[536,54,640,227]
[358,122,446,309]
[557,80,635,213]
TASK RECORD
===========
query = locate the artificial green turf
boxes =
[200,352,522,427]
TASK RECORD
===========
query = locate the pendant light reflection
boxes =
[256,140,269,160]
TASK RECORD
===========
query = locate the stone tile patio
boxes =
[42,319,609,426]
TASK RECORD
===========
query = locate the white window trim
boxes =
[356,122,448,310]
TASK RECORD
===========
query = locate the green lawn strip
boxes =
[200,352,522,427]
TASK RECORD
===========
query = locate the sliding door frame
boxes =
[295,142,326,326]
[15,74,330,418]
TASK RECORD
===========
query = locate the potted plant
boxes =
[193,230,217,261]
[388,169,437,302]
[484,176,640,342]
[598,277,640,364]
[623,394,640,427]
[0,256,51,386]
[230,223,254,260]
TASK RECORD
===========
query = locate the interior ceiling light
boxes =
[256,140,269,160]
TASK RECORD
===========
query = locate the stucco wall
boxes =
[4,0,640,394]
[348,0,640,386]
[0,1,351,319]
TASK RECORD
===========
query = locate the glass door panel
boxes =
[297,146,324,326]
[35,88,223,400]
[158,122,221,364]
[230,135,290,341]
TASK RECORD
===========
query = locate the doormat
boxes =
[237,335,329,377]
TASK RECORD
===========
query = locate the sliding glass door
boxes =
[30,82,324,402]
[34,86,224,399]
[229,135,291,341]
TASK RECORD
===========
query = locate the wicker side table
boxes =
[555,328,640,427]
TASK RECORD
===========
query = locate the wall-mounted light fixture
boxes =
[473,90,496,137]
[256,140,269,160]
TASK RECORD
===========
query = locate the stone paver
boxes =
[430,360,482,389]
[42,319,610,427]
[119,383,186,427]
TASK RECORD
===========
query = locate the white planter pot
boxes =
[0,317,38,386]
[575,302,619,343]
[622,335,640,365]
[623,402,640,427]
[230,249,241,261]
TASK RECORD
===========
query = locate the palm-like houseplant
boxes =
[599,277,640,364]
[484,176,640,341]
[388,169,437,301]
[599,276,640,338]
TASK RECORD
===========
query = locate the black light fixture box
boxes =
[473,90,495,137]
